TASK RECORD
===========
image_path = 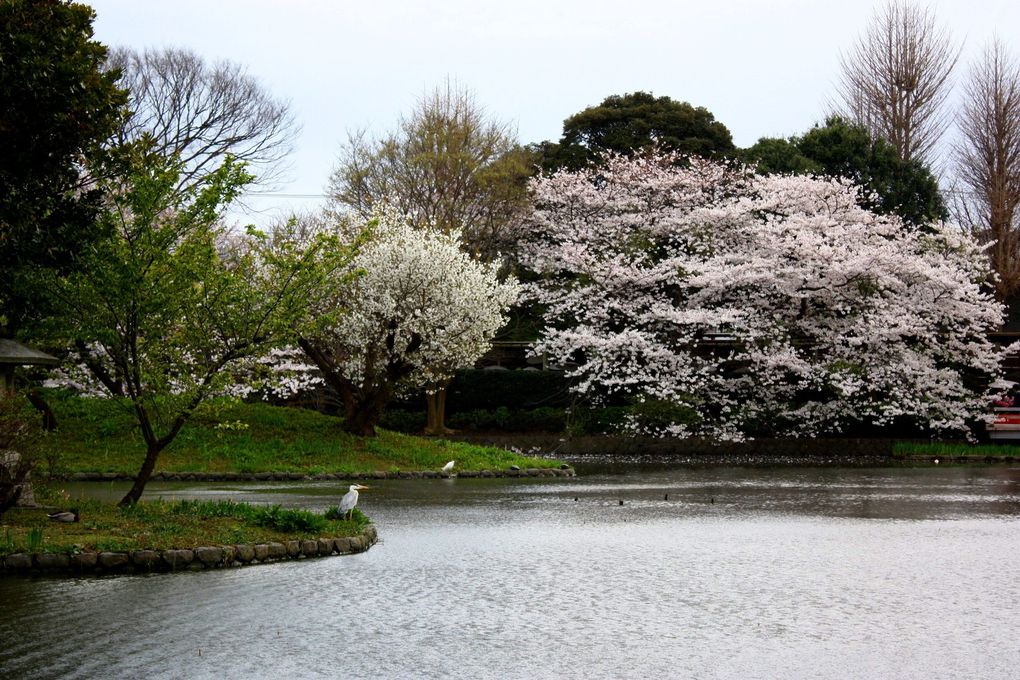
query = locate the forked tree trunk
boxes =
[298,332,421,439]
[342,388,392,437]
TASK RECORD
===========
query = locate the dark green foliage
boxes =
[534,92,735,172]
[378,409,426,433]
[443,369,572,411]
[140,499,329,533]
[0,392,42,451]
[627,398,701,432]
[250,504,328,533]
[382,407,567,433]
[452,407,566,432]
[0,0,127,334]
[738,137,821,175]
[382,401,701,436]
[566,400,701,436]
[325,507,368,525]
[741,117,947,226]
[566,406,631,435]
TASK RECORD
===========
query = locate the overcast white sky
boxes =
[87,0,1020,226]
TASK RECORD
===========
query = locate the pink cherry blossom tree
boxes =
[520,152,1007,439]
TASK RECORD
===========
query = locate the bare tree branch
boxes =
[836,1,959,165]
[954,39,1020,301]
[108,46,299,192]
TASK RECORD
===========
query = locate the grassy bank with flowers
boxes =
[32,393,561,478]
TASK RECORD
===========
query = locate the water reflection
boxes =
[3,465,1020,679]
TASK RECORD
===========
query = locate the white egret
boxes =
[441,460,455,474]
[338,484,370,520]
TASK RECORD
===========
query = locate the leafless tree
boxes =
[836,1,959,165]
[954,39,1020,301]
[327,81,533,260]
[109,46,298,191]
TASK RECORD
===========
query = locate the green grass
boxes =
[34,394,560,476]
[0,491,370,556]
[893,441,1020,458]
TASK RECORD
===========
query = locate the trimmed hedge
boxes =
[446,369,572,410]
[389,369,573,411]
[380,407,567,433]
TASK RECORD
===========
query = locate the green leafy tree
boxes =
[742,117,946,226]
[45,148,356,505]
[534,91,735,172]
[328,82,532,261]
[0,0,127,335]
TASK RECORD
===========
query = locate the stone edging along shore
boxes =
[56,467,576,482]
[0,526,378,576]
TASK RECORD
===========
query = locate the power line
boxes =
[245,192,329,199]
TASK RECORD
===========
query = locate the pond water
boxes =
[3,464,1020,679]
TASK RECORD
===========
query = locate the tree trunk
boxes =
[341,389,391,437]
[118,441,165,506]
[425,386,453,435]
[26,390,57,431]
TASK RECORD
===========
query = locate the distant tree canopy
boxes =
[741,116,947,226]
[533,92,735,172]
[0,0,127,335]
[328,82,531,261]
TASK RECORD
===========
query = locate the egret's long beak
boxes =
[357,485,371,490]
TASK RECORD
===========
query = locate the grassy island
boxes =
[1,493,369,557]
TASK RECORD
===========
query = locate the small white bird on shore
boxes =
[339,484,370,520]
[441,460,455,474]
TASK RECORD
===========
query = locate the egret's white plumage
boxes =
[339,484,370,519]
[442,460,455,474]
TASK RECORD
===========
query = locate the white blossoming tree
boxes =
[520,152,1007,440]
[296,207,520,436]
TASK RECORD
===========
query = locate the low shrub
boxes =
[627,398,701,432]
[379,409,425,433]
[389,369,572,411]
[446,407,567,432]
[251,504,328,533]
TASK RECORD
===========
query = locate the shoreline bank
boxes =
[49,466,576,482]
[0,525,378,576]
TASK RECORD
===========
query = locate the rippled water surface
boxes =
[3,465,1020,679]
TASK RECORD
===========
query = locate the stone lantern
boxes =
[0,338,58,394]
[0,340,58,509]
